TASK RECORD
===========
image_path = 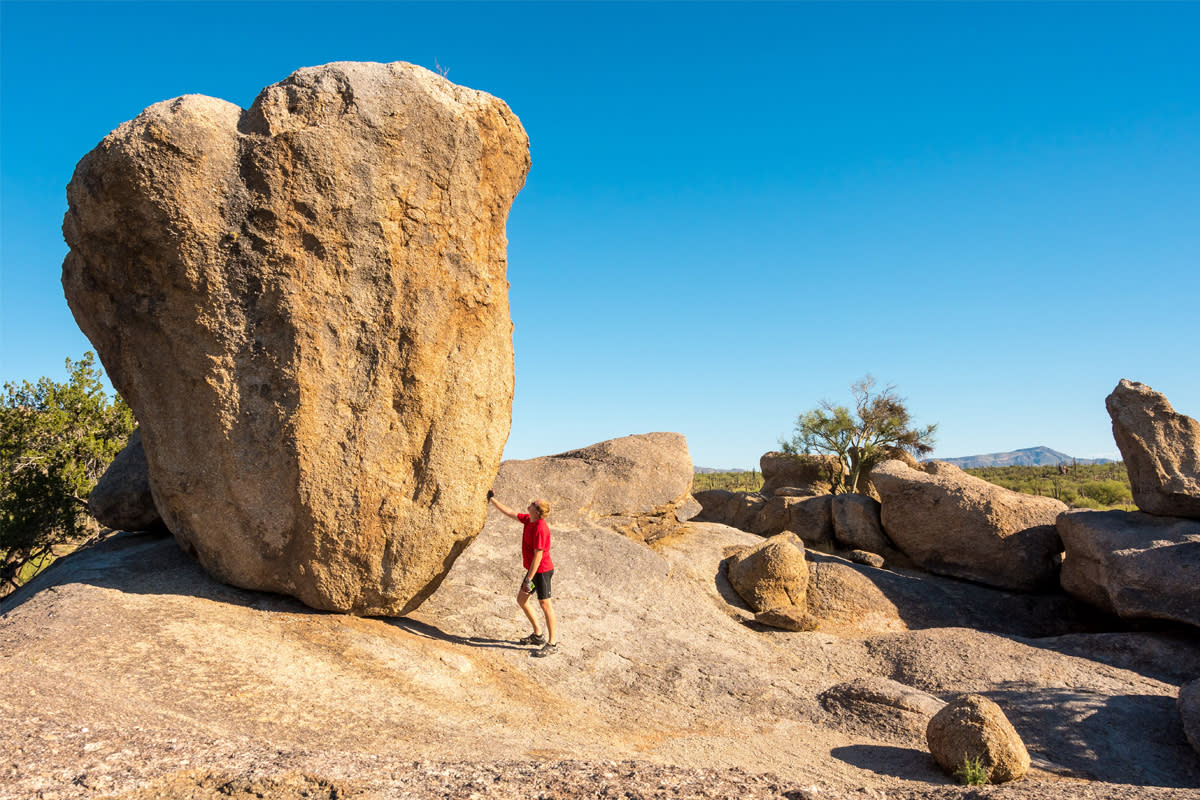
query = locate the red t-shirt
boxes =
[517,513,554,572]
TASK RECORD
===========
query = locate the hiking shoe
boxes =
[532,643,558,658]
[517,632,546,646]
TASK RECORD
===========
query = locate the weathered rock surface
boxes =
[1181,679,1200,758]
[691,490,834,547]
[3,516,1198,799]
[759,451,841,496]
[1058,509,1200,628]
[1107,379,1200,519]
[87,428,164,532]
[831,493,890,554]
[803,552,1103,638]
[754,606,818,632]
[690,489,766,529]
[820,677,946,743]
[926,694,1030,784]
[61,62,530,615]
[490,433,698,543]
[727,532,809,612]
[872,460,1066,592]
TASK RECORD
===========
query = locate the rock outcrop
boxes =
[61,62,530,615]
[490,433,699,543]
[1058,509,1200,628]
[759,451,841,496]
[692,491,834,548]
[872,460,1066,592]
[1106,379,1200,519]
[820,677,946,742]
[727,532,809,612]
[88,429,163,532]
[926,694,1030,784]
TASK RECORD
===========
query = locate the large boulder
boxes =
[727,532,809,612]
[926,694,1030,784]
[872,460,1066,592]
[61,62,530,615]
[1058,509,1200,628]
[759,452,841,496]
[491,433,699,543]
[88,428,164,532]
[1106,379,1200,519]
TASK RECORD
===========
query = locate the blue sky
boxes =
[2,1,1198,469]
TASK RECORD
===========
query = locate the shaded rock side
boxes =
[926,694,1030,784]
[1181,679,1200,758]
[872,460,1066,592]
[1058,509,1200,628]
[61,62,531,615]
[88,428,164,532]
[727,532,809,612]
[1106,379,1200,519]
[830,493,891,555]
[490,433,698,543]
[759,451,841,496]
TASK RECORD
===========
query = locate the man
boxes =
[488,490,558,657]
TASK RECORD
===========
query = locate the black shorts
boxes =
[531,570,553,600]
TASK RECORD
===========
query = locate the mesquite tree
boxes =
[782,375,936,494]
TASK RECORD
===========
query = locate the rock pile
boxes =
[64,61,530,615]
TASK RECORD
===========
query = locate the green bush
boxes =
[1,353,135,594]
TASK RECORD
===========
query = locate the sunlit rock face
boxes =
[62,62,530,615]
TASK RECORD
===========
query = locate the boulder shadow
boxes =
[987,685,1200,789]
[829,744,947,783]
[0,529,318,616]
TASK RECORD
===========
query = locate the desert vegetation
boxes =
[965,461,1133,509]
[781,375,936,494]
[0,352,133,595]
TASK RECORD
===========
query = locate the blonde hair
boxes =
[532,499,550,519]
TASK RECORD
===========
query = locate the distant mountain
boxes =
[934,446,1115,469]
[694,467,749,474]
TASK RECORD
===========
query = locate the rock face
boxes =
[88,429,164,532]
[926,694,1030,784]
[760,451,841,496]
[872,460,1066,592]
[1181,680,1200,758]
[61,62,530,615]
[1058,509,1200,628]
[490,433,699,543]
[1106,379,1200,519]
[727,532,809,612]
[830,493,890,555]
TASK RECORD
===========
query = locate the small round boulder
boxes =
[926,694,1030,784]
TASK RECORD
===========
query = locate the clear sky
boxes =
[2,1,1197,469]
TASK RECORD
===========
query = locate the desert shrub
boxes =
[955,754,990,786]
